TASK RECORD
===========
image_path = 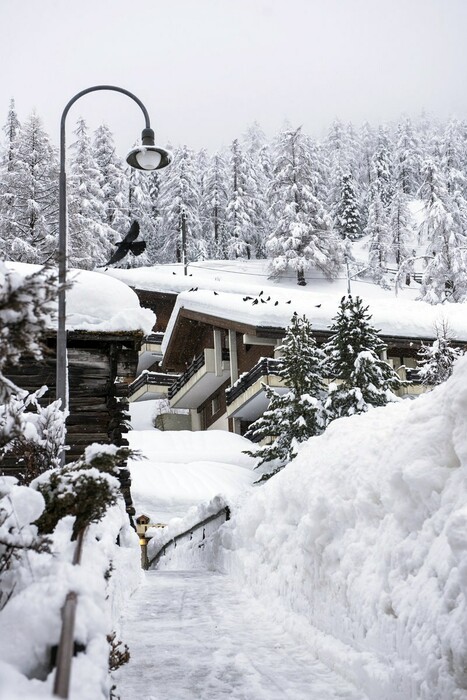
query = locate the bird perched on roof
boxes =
[104,221,146,266]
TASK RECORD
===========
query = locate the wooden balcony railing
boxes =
[225,358,282,406]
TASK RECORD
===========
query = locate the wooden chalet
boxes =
[103,264,467,440]
[159,304,437,437]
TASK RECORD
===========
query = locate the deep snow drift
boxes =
[217,357,467,700]
[127,425,258,523]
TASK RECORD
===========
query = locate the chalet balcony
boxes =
[226,357,287,421]
[129,370,179,402]
[137,332,165,373]
[168,348,230,409]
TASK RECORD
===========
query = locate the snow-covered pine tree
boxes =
[417,321,463,386]
[358,121,376,188]
[389,183,413,267]
[245,313,327,476]
[365,186,392,284]
[333,171,361,240]
[440,118,467,197]
[93,123,128,234]
[158,144,201,264]
[200,151,228,259]
[323,295,403,421]
[394,117,421,196]
[225,138,265,259]
[0,99,21,260]
[418,158,467,303]
[369,128,394,209]
[266,126,343,286]
[0,112,58,264]
[126,166,158,267]
[68,117,109,268]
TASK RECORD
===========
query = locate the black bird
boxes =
[214,291,219,295]
[286,300,291,304]
[260,298,266,303]
[258,290,264,296]
[243,296,253,301]
[315,303,322,308]
[266,296,271,301]
[104,221,146,266]
[172,272,176,275]
[274,301,279,306]
[252,299,259,305]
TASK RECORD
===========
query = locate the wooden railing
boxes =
[129,371,179,398]
[146,506,230,570]
[53,528,87,698]
[225,357,282,405]
[168,349,230,400]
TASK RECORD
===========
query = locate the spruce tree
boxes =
[333,172,361,240]
[418,158,467,303]
[266,126,342,285]
[417,321,463,386]
[201,152,228,259]
[158,144,201,264]
[225,139,265,260]
[68,117,108,268]
[0,112,58,263]
[245,313,327,476]
[323,296,403,421]
[93,123,128,233]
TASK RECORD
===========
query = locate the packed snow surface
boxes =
[115,570,365,700]
[5,262,155,334]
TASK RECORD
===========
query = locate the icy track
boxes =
[115,570,366,700]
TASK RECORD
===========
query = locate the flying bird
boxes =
[274,301,279,306]
[104,221,146,266]
[243,296,253,301]
[252,299,259,305]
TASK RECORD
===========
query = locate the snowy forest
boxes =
[2,98,467,302]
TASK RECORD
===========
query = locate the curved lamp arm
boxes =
[57,85,169,427]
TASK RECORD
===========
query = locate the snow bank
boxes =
[5,262,155,334]
[0,491,140,700]
[220,357,467,699]
[127,430,257,522]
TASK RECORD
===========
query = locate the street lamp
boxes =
[56,85,171,440]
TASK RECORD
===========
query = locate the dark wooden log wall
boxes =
[2,330,142,521]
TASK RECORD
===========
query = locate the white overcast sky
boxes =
[1,0,467,154]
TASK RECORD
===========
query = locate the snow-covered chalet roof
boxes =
[6,262,156,334]
[104,258,467,348]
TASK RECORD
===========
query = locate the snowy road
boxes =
[115,570,366,700]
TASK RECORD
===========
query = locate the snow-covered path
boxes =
[115,570,366,700]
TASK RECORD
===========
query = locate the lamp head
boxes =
[126,128,172,171]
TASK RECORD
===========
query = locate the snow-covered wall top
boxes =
[6,262,156,334]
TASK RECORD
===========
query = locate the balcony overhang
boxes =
[136,333,165,373]
[226,374,287,421]
[169,348,230,409]
[129,371,179,403]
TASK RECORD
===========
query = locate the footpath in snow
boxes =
[115,569,366,700]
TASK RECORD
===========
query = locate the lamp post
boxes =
[56,85,171,447]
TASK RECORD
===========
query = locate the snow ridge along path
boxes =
[115,569,367,700]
